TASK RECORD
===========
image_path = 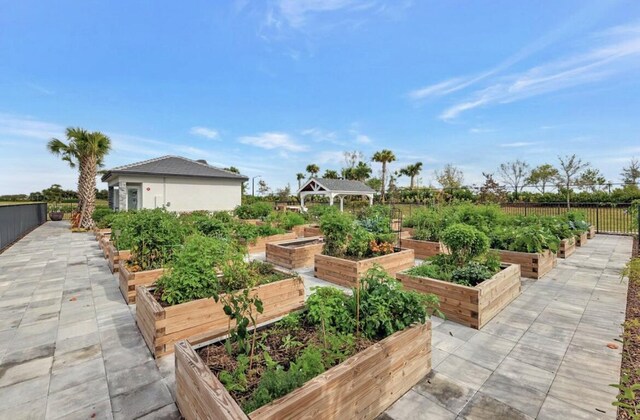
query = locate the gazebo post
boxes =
[368,194,373,206]
[339,196,344,212]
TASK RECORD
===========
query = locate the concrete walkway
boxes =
[0,222,631,419]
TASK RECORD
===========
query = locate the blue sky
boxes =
[1,0,639,194]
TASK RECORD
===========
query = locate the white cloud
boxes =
[238,132,309,152]
[190,126,219,139]
[439,22,640,120]
[355,134,371,144]
[499,142,539,148]
[316,150,345,165]
[469,127,496,134]
[272,0,376,29]
[408,77,478,100]
[0,113,64,139]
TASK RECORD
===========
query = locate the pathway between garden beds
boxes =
[0,223,632,419]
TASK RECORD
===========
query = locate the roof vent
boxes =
[196,159,208,165]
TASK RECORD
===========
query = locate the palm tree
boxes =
[296,172,305,188]
[48,128,111,229]
[323,169,339,179]
[372,149,396,202]
[353,161,372,181]
[399,162,423,189]
[306,164,320,178]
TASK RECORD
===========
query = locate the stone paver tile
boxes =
[431,347,449,369]
[509,332,567,373]
[52,343,102,371]
[453,332,516,371]
[106,359,163,398]
[413,371,476,415]
[435,354,492,390]
[0,396,47,420]
[478,372,546,418]
[0,355,52,388]
[57,318,98,341]
[479,319,528,343]
[458,391,533,420]
[0,375,50,409]
[46,372,109,419]
[432,330,466,353]
[62,399,113,420]
[136,403,180,420]
[55,331,101,354]
[493,356,555,394]
[49,357,106,394]
[547,374,617,418]
[537,395,606,420]
[383,389,457,420]
[434,320,478,342]
[110,380,174,420]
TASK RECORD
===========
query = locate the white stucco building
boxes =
[101,156,248,212]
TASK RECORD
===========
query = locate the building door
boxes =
[127,186,140,210]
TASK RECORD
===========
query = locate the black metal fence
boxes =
[0,203,48,252]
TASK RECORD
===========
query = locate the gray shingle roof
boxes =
[101,156,248,182]
[302,178,375,193]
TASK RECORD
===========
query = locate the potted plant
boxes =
[174,267,439,419]
[48,202,64,221]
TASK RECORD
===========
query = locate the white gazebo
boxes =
[297,178,376,212]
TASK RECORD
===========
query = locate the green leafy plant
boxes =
[440,223,489,267]
[611,372,640,419]
[319,211,353,258]
[235,202,273,219]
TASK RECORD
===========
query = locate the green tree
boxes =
[366,177,383,192]
[621,158,640,186]
[322,169,339,179]
[576,168,607,192]
[372,149,396,202]
[48,127,111,228]
[306,164,320,177]
[398,162,423,189]
[498,159,530,198]
[434,163,464,190]
[526,164,559,193]
[296,172,306,188]
[556,154,589,208]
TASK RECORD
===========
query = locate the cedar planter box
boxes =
[390,218,402,231]
[558,238,576,259]
[99,237,111,258]
[397,264,520,329]
[119,263,165,304]
[496,249,557,279]
[576,232,588,247]
[245,232,298,254]
[95,228,111,241]
[314,248,415,288]
[400,237,448,260]
[266,237,324,269]
[107,243,131,273]
[136,276,305,358]
[303,225,322,237]
[587,226,596,239]
[292,224,308,238]
[174,321,432,420]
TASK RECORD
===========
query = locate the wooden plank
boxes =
[399,238,446,259]
[138,277,305,358]
[397,264,521,329]
[265,237,324,269]
[558,238,576,259]
[246,232,298,254]
[119,264,165,304]
[303,225,322,237]
[576,232,588,247]
[496,249,555,279]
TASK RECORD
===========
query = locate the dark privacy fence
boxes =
[0,203,47,252]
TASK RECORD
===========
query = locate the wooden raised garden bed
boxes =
[174,321,432,420]
[107,243,131,273]
[496,249,556,279]
[95,228,111,241]
[119,264,166,304]
[303,225,322,237]
[400,237,448,260]
[245,232,298,254]
[265,237,324,269]
[314,248,415,288]
[397,264,521,329]
[587,226,596,239]
[99,237,111,258]
[136,276,305,358]
[558,238,576,259]
[576,232,588,247]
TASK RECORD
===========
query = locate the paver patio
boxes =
[0,222,631,419]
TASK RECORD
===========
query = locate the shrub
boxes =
[233,223,286,245]
[451,262,494,287]
[109,211,136,250]
[92,207,114,227]
[319,211,353,258]
[235,202,273,219]
[441,224,489,267]
[156,235,243,305]
[121,209,187,270]
[491,225,559,253]
[453,204,503,234]
[266,211,306,230]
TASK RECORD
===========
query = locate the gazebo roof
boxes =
[297,178,376,195]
